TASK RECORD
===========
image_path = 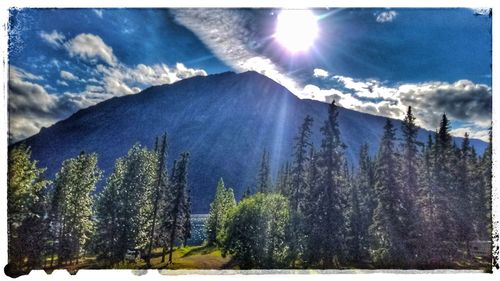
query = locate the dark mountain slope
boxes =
[17,71,487,213]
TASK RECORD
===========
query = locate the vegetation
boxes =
[6,102,492,275]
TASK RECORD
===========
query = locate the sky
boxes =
[7,8,492,142]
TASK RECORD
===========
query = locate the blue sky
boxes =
[8,8,492,142]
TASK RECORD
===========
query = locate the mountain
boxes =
[15,71,487,213]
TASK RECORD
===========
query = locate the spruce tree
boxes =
[290,115,314,213]
[433,114,459,261]
[400,106,420,260]
[455,133,475,256]
[315,100,347,268]
[369,119,407,266]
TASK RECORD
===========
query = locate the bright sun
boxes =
[274,9,319,53]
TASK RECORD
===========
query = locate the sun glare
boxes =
[274,9,319,53]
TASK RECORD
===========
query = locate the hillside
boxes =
[16,71,487,213]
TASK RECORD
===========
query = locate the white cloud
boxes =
[64,33,117,66]
[93,9,103,18]
[10,66,43,81]
[376,11,397,23]
[56,80,69,87]
[39,30,66,48]
[307,73,491,141]
[313,68,329,78]
[172,9,301,95]
[60,70,78,80]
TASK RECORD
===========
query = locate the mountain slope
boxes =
[17,71,487,213]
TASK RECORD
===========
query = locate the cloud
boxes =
[307,74,491,141]
[375,11,397,23]
[93,9,103,18]
[10,66,44,81]
[60,70,78,80]
[313,68,329,78]
[172,9,301,95]
[39,30,66,48]
[64,33,117,66]
[56,80,69,87]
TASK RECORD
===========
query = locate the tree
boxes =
[433,114,459,261]
[206,178,236,246]
[7,145,50,272]
[223,193,290,269]
[348,144,376,262]
[313,100,348,268]
[93,145,157,264]
[455,133,475,256]
[476,127,492,241]
[256,149,272,193]
[400,106,420,260]
[146,133,168,267]
[290,115,314,213]
[93,159,126,264]
[369,119,407,266]
[164,152,190,264]
[51,152,102,265]
[275,162,291,197]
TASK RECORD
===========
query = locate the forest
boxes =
[6,101,492,276]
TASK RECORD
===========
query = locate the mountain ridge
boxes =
[14,71,487,213]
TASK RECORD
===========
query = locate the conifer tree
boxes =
[93,145,157,263]
[433,114,459,261]
[257,149,272,193]
[455,133,475,256]
[164,152,190,264]
[51,152,102,265]
[352,144,376,261]
[206,178,236,246]
[93,159,126,264]
[400,106,420,259]
[146,133,168,267]
[369,119,407,266]
[7,145,50,271]
[477,128,492,240]
[315,100,348,267]
[290,115,314,213]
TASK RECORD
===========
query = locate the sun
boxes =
[274,9,319,53]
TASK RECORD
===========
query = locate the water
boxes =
[185,214,208,246]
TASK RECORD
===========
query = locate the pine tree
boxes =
[51,152,102,265]
[369,119,407,266]
[256,149,272,193]
[7,145,51,271]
